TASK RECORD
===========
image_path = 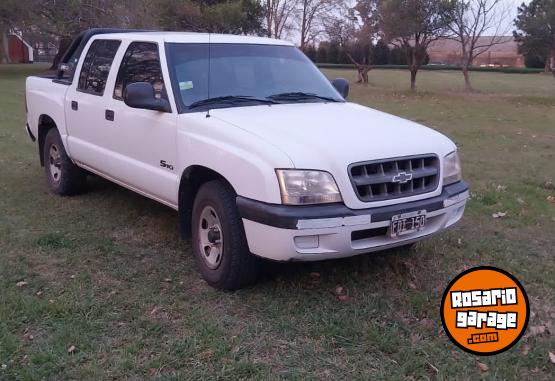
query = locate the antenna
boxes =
[206,33,211,118]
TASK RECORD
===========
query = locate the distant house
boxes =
[5,30,59,64]
[32,40,59,63]
[427,36,525,68]
[8,34,34,63]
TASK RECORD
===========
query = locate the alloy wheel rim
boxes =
[198,206,224,269]
[49,144,62,183]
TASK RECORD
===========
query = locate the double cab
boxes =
[25,29,469,289]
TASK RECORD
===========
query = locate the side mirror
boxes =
[124,82,171,112]
[332,78,349,99]
[57,62,74,79]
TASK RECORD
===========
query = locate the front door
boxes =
[102,41,179,207]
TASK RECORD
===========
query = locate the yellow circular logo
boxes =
[440,266,529,355]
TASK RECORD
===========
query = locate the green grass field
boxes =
[0,64,554,380]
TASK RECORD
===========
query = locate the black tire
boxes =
[191,180,261,290]
[43,128,87,195]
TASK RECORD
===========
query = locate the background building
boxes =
[7,34,34,63]
[428,37,525,68]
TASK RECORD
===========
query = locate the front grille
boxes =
[349,154,440,202]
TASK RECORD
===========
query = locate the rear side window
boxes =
[77,39,121,95]
[113,42,167,100]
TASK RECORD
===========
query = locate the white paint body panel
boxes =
[25,31,466,261]
[207,102,457,209]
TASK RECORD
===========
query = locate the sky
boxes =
[505,0,531,34]
[285,0,532,45]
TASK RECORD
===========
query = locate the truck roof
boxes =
[55,28,294,81]
[91,31,294,46]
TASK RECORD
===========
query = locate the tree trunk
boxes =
[410,68,417,91]
[300,0,307,50]
[0,28,11,64]
[461,47,473,91]
[406,46,418,92]
[543,47,555,73]
[462,65,473,91]
[300,18,306,49]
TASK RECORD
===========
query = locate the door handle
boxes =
[105,109,114,121]
[71,101,78,111]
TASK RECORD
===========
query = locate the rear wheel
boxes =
[191,180,261,290]
[43,129,87,195]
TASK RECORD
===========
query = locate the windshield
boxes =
[166,43,344,112]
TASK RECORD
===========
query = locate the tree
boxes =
[389,45,408,64]
[524,52,548,68]
[298,0,337,49]
[119,0,165,29]
[350,0,380,65]
[32,0,124,68]
[206,0,264,34]
[347,51,372,82]
[446,0,510,91]
[262,0,297,38]
[316,42,328,62]
[514,0,555,73]
[371,39,390,64]
[323,2,357,47]
[303,43,317,60]
[160,0,264,35]
[0,0,34,63]
[159,0,204,31]
[380,0,455,91]
[329,41,343,63]
[354,0,381,43]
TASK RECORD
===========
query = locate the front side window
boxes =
[114,42,167,100]
[77,39,121,95]
[166,43,343,112]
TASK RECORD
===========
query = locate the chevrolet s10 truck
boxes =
[25,29,469,290]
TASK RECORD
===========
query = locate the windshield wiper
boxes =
[267,92,341,103]
[189,95,278,109]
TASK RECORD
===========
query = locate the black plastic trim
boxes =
[52,79,72,86]
[237,181,469,230]
[348,153,440,202]
[56,28,154,82]
[26,123,36,142]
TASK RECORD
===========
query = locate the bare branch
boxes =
[445,0,511,90]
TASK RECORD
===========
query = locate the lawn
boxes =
[0,64,554,380]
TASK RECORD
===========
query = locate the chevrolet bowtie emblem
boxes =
[392,172,413,184]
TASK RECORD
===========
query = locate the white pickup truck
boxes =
[26,29,469,290]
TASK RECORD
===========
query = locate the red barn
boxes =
[8,34,34,63]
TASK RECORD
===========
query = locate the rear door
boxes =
[65,39,121,170]
[102,41,179,207]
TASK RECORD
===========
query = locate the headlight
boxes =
[443,151,462,185]
[276,169,342,205]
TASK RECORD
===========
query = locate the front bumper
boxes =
[237,181,469,261]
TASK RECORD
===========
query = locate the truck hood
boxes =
[210,102,456,169]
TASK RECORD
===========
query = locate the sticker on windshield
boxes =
[179,81,193,90]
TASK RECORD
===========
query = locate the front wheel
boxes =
[191,180,261,290]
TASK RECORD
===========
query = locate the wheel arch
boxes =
[37,114,58,167]
[178,165,237,239]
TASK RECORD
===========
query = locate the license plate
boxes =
[390,210,427,238]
